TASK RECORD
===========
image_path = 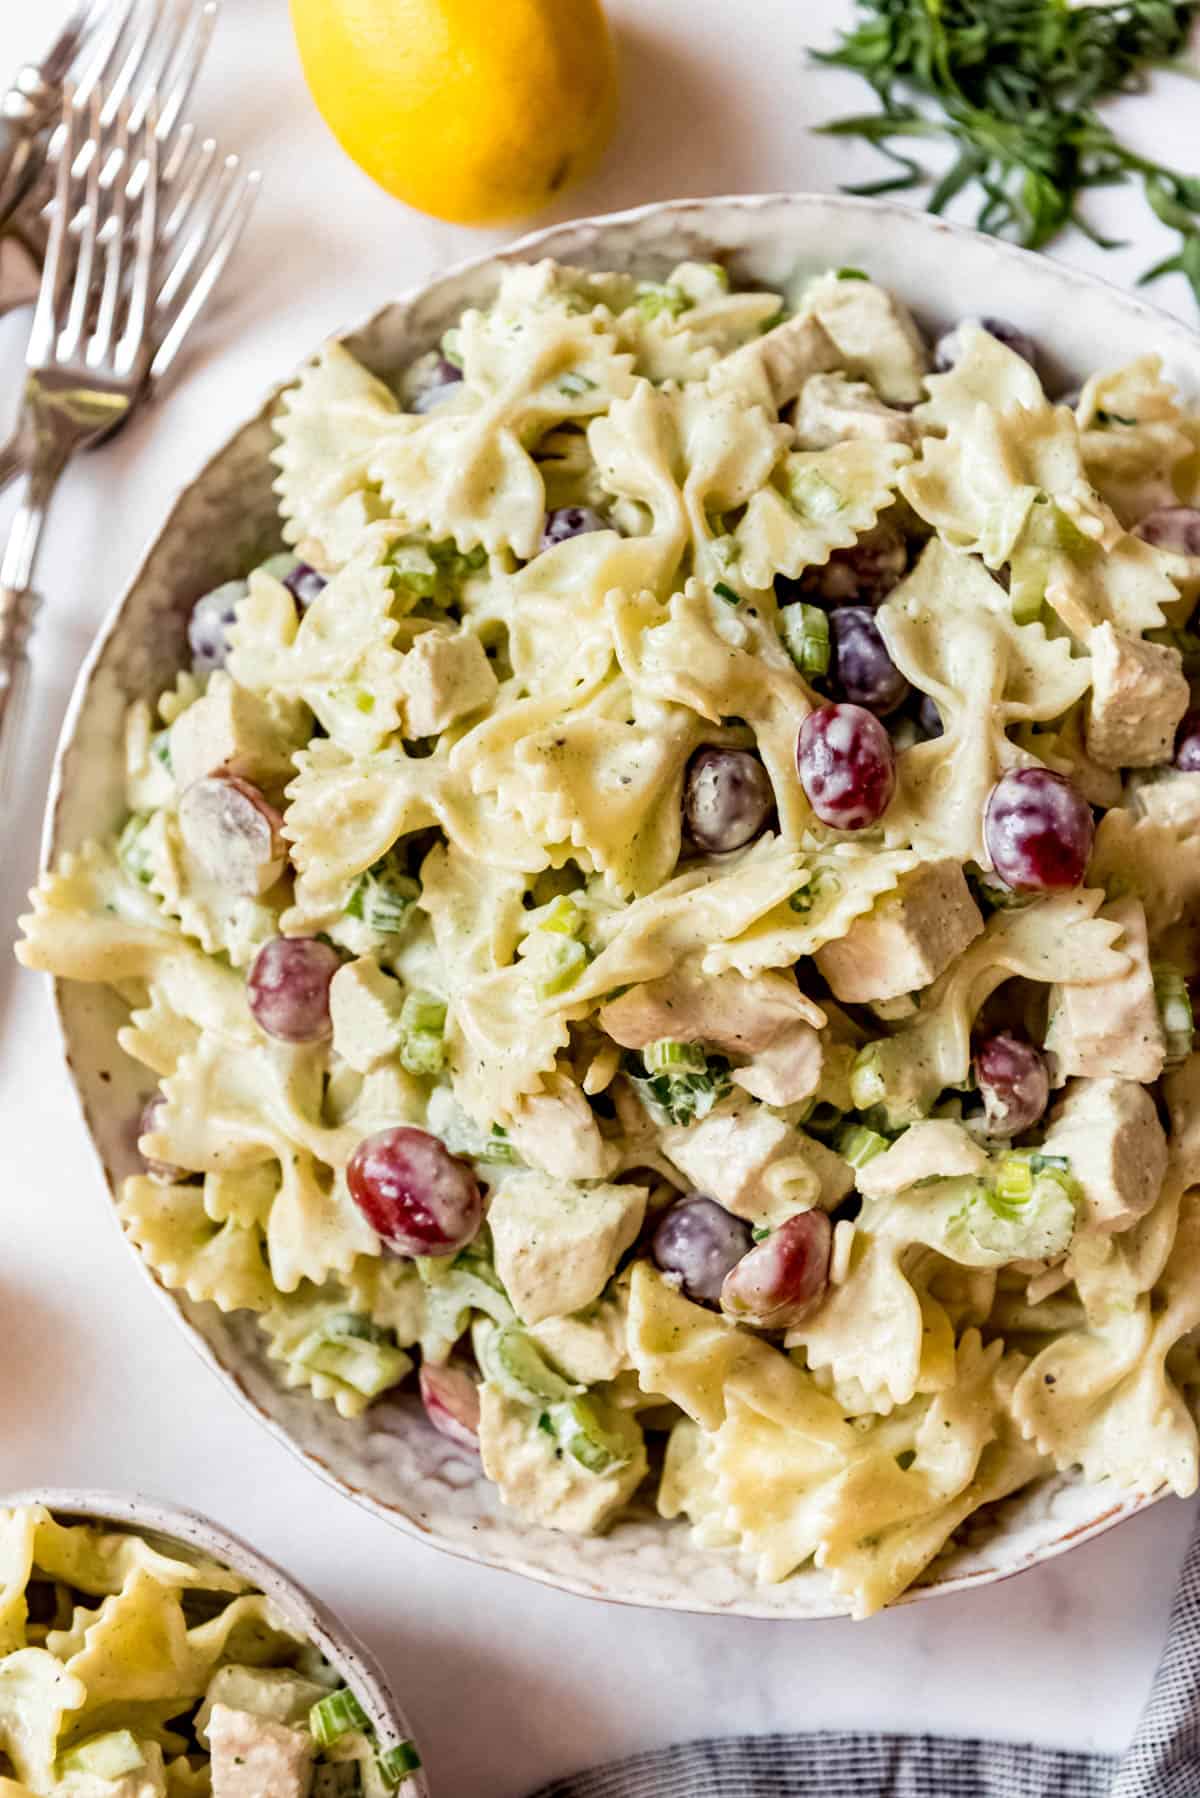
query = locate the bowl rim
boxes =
[37,189,1199,1620]
[1,1486,430,1790]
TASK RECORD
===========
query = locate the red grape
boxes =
[419,1361,481,1448]
[187,580,247,675]
[684,748,774,852]
[721,1210,831,1329]
[178,775,286,897]
[973,1032,1050,1138]
[652,1196,753,1305]
[934,317,1038,372]
[983,767,1093,892]
[796,703,895,829]
[247,936,341,1042]
[284,562,327,608]
[137,1094,190,1184]
[830,606,910,715]
[1134,506,1200,558]
[347,1125,482,1257]
[540,507,608,551]
[1176,710,1200,772]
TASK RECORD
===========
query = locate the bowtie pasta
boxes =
[0,1504,419,1795]
[19,257,1200,1616]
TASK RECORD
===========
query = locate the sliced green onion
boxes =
[540,895,582,936]
[751,1225,772,1242]
[713,580,741,606]
[536,937,589,1000]
[626,1053,732,1127]
[635,281,692,321]
[117,813,155,885]
[486,1125,519,1164]
[479,1323,579,1405]
[344,860,421,934]
[377,1741,423,1787]
[836,266,869,281]
[59,1732,145,1779]
[560,1395,634,1475]
[835,1122,889,1168]
[789,468,843,521]
[150,729,173,772]
[849,1044,887,1113]
[295,1315,410,1399]
[400,991,446,1035]
[399,1031,445,1077]
[1154,963,1194,1066]
[310,1688,369,1748]
[995,1153,1034,1207]
[1095,409,1137,427]
[643,1039,707,1075]
[558,371,597,397]
[780,602,831,676]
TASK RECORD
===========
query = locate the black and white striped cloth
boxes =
[529,1513,1200,1798]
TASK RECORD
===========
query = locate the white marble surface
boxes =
[1,2,1198,1792]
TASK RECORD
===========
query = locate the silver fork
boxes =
[0,83,158,795]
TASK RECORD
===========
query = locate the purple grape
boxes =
[138,1094,190,1184]
[1176,710,1200,772]
[284,562,327,609]
[796,523,908,606]
[830,606,910,715]
[652,1196,753,1305]
[683,748,774,853]
[410,356,464,414]
[721,1211,831,1329]
[247,937,341,1043]
[916,693,943,739]
[419,1362,480,1447]
[178,775,287,897]
[347,1126,482,1257]
[983,767,1094,893]
[796,703,896,830]
[1134,507,1200,558]
[973,1032,1050,1138]
[187,580,247,675]
[934,317,1039,373]
[540,507,608,552]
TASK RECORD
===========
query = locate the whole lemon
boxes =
[290,0,618,226]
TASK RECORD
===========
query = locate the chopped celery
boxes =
[643,1039,707,1075]
[310,1688,370,1748]
[117,813,155,885]
[540,894,582,935]
[1154,963,1194,1066]
[478,1322,580,1405]
[789,468,843,521]
[400,1031,445,1077]
[378,1742,423,1787]
[59,1732,145,1779]
[627,1050,732,1127]
[560,1395,635,1474]
[849,1044,887,1113]
[780,603,831,676]
[536,937,589,999]
[634,281,692,321]
[835,1122,889,1168]
[400,991,447,1034]
[957,1160,1078,1262]
[344,858,421,934]
[295,1314,410,1400]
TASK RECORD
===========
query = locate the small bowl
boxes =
[39,192,1200,1619]
[1,1488,429,1795]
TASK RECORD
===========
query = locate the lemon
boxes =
[290,0,618,226]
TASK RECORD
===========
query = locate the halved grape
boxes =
[683,748,774,852]
[178,775,287,896]
[934,317,1038,372]
[795,522,908,606]
[983,767,1093,892]
[652,1196,753,1305]
[830,606,910,715]
[137,1094,190,1185]
[973,1032,1050,1138]
[247,937,341,1042]
[186,580,247,675]
[284,562,327,608]
[347,1126,482,1257]
[1176,710,1200,772]
[410,356,464,414]
[540,507,608,552]
[419,1361,481,1448]
[916,692,943,739]
[720,1211,832,1329]
[796,703,896,830]
[1135,506,1200,557]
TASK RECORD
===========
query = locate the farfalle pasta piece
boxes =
[1075,355,1197,524]
[915,326,1043,435]
[799,272,929,405]
[16,841,191,985]
[1088,806,1200,942]
[261,1285,412,1419]
[272,341,400,568]
[877,540,1091,861]
[27,1510,245,1602]
[610,261,784,387]
[142,809,285,969]
[118,1175,279,1315]
[702,842,921,978]
[0,1512,37,1655]
[0,1648,87,1788]
[735,440,913,590]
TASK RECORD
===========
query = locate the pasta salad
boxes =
[0,1504,420,1794]
[18,256,1200,1616]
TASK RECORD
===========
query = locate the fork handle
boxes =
[0,585,38,804]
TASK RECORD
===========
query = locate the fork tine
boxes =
[61,89,105,362]
[99,0,164,127]
[132,0,218,143]
[150,166,259,384]
[155,131,217,255]
[90,103,133,366]
[153,146,234,312]
[28,94,79,369]
[72,0,138,106]
[116,98,159,372]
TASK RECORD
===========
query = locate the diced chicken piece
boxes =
[600,966,823,1054]
[1084,622,1188,769]
[197,1668,330,1738]
[507,1072,619,1180]
[329,957,404,1073]
[794,372,918,450]
[814,859,983,1004]
[397,628,497,739]
[731,1021,823,1107]
[712,313,841,408]
[856,1120,987,1200]
[801,273,930,405]
[1039,1076,1168,1235]
[1046,897,1164,1083]
[661,1102,853,1225]
[488,1173,646,1324]
[478,1384,647,1533]
[208,1705,313,1798]
[530,1292,631,1383]
[169,672,306,792]
[1131,769,1200,834]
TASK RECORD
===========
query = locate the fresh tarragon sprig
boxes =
[813,0,1200,306]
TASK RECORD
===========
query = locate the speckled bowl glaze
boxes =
[1,1488,429,1794]
[42,194,1200,1619]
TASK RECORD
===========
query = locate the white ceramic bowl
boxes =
[42,193,1200,1620]
[1,1488,429,1793]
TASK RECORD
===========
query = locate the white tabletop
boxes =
[2,3,1198,1792]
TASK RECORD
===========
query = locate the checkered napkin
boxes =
[528,1512,1200,1798]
